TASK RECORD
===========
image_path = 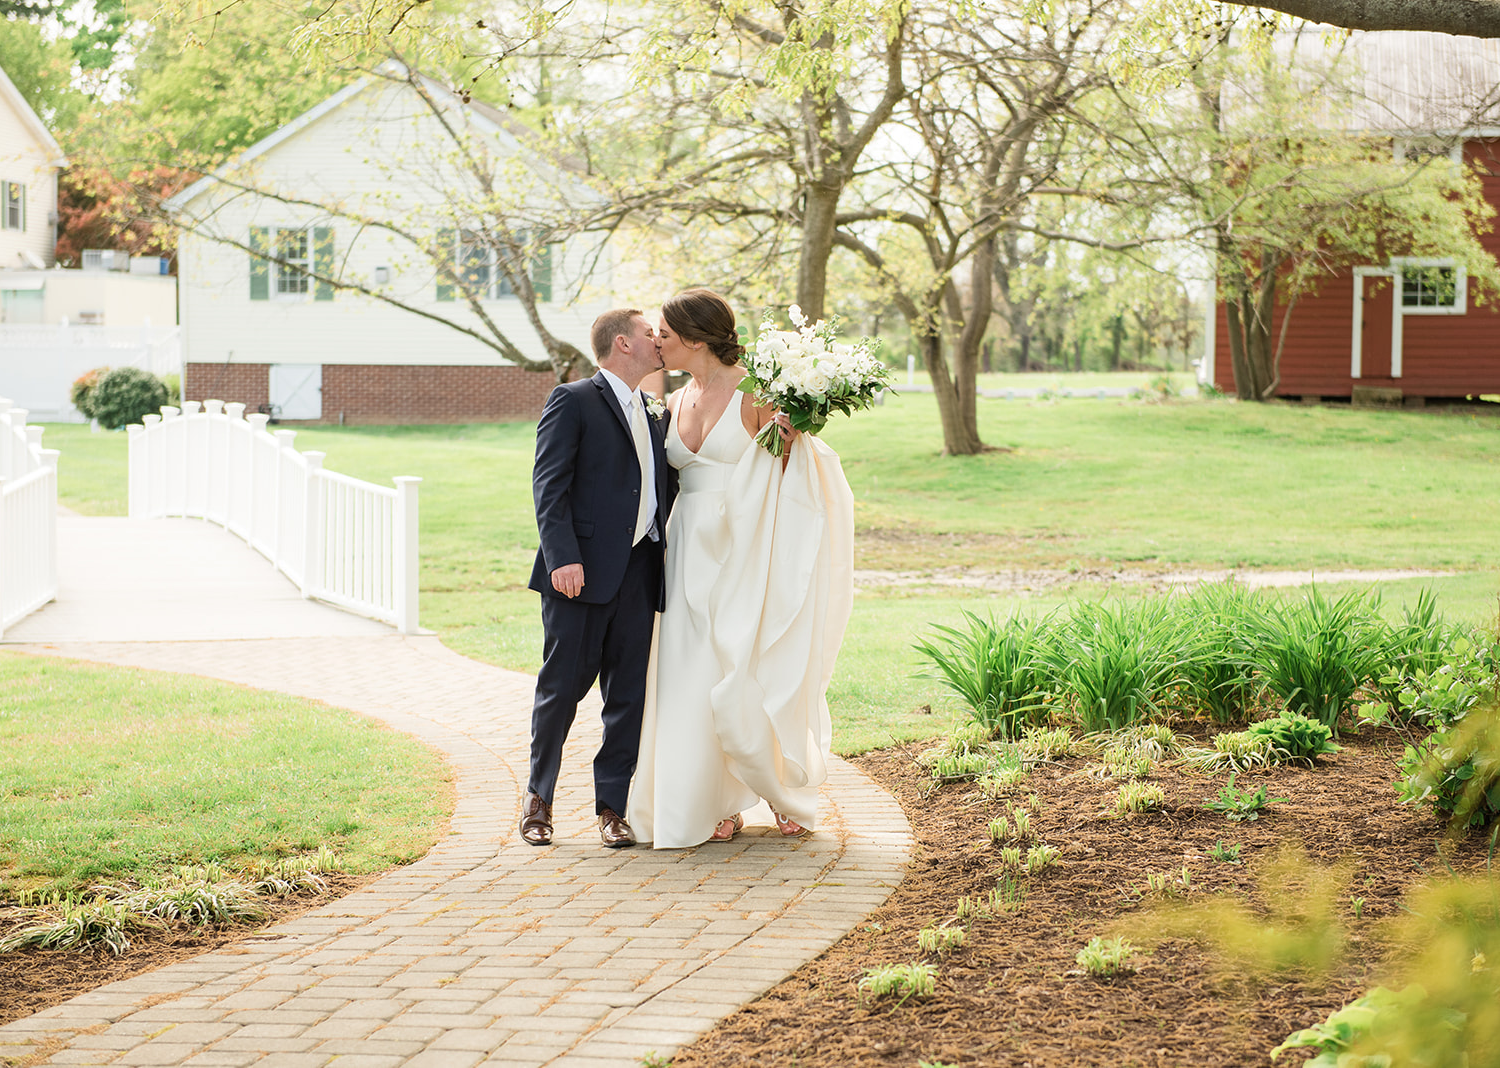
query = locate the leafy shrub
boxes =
[1396,696,1500,831]
[70,367,108,419]
[914,611,1056,739]
[1044,598,1194,732]
[91,366,170,430]
[1363,633,1500,730]
[1249,588,1386,732]
[1271,877,1500,1066]
[1246,710,1341,764]
[159,372,182,406]
[1176,581,1266,724]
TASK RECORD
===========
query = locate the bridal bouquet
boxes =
[738,304,893,457]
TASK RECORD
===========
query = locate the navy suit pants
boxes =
[528,539,660,816]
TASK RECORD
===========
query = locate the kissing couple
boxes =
[521,287,856,849]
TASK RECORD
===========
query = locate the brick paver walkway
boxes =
[0,521,912,1067]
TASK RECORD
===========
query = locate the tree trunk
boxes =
[1110,315,1123,371]
[925,328,984,456]
[796,183,841,320]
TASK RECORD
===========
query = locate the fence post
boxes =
[41,448,59,602]
[7,410,27,480]
[302,452,325,599]
[0,470,7,638]
[126,424,144,517]
[393,476,421,635]
[245,413,270,550]
[273,429,297,569]
[142,413,162,518]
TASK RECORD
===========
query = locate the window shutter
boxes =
[17,184,23,232]
[313,227,335,301]
[436,228,455,302]
[532,243,553,304]
[249,226,270,301]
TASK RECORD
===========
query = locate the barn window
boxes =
[1392,259,1467,316]
[1,181,24,230]
[436,229,554,303]
[274,227,311,297]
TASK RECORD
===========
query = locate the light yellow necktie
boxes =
[629,398,653,545]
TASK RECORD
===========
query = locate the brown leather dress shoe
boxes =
[520,792,552,846]
[598,808,636,848]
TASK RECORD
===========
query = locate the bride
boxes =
[626,288,855,848]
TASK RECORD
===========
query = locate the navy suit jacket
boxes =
[528,372,675,609]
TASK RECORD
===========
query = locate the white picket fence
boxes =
[0,399,60,638]
[128,401,421,633]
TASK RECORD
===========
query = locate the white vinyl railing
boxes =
[0,398,60,637]
[128,401,421,633]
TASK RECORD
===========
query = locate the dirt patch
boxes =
[853,565,1457,594]
[0,874,373,1026]
[671,732,1492,1068]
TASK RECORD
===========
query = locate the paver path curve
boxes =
[0,519,912,1067]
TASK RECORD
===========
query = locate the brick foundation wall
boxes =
[183,363,561,424]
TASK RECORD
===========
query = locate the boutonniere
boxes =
[645,396,667,420]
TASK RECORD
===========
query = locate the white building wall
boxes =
[0,88,58,270]
[177,78,634,370]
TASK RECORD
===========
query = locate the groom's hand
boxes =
[551,564,585,599]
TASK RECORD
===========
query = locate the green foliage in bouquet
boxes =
[739,304,893,456]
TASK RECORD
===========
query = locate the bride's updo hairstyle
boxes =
[662,288,745,366]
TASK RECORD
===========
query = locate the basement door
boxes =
[269,364,323,421]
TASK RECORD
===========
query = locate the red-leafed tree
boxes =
[55,165,191,268]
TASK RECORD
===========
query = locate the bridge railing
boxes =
[0,399,60,637]
[128,401,420,633]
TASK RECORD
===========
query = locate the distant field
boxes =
[44,386,1500,753]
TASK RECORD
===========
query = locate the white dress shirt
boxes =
[598,367,659,540]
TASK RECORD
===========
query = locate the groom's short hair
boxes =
[591,308,643,362]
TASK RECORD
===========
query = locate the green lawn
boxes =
[0,653,452,897]
[43,391,1500,754]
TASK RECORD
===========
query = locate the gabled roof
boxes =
[166,60,592,212]
[0,63,67,168]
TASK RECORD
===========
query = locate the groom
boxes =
[523,308,673,848]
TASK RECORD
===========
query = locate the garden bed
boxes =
[0,874,373,1026]
[672,729,1493,1067]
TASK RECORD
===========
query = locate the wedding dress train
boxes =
[626,401,855,848]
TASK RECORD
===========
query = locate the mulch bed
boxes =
[672,729,1494,1067]
[0,874,372,1027]
[2,734,1492,1067]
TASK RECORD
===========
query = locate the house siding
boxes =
[0,81,58,271]
[1213,138,1500,399]
[175,77,621,414]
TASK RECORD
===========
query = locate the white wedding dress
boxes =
[626,398,855,848]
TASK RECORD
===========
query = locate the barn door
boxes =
[269,364,322,420]
[1359,276,1393,380]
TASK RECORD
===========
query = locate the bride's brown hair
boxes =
[662,288,745,366]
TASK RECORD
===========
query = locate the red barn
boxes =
[1209,35,1500,405]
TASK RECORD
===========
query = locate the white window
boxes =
[1,181,24,230]
[446,229,550,301]
[274,227,311,298]
[1392,257,1467,316]
[1393,137,1463,166]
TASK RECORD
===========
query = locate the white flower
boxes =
[788,303,808,328]
[645,396,667,420]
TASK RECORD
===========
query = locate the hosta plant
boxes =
[1076,936,1138,977]
[1396,697,1500,831]
[1246,710,1341,765]
[1115,780,1167,816]
[1181,731,1279,772]
[917,924,967,958]
[858,962,937,1006]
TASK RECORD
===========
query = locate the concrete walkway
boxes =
[0,518,912,1067]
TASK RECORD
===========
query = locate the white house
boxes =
[0,64,64,279]
[167,63,622,424]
